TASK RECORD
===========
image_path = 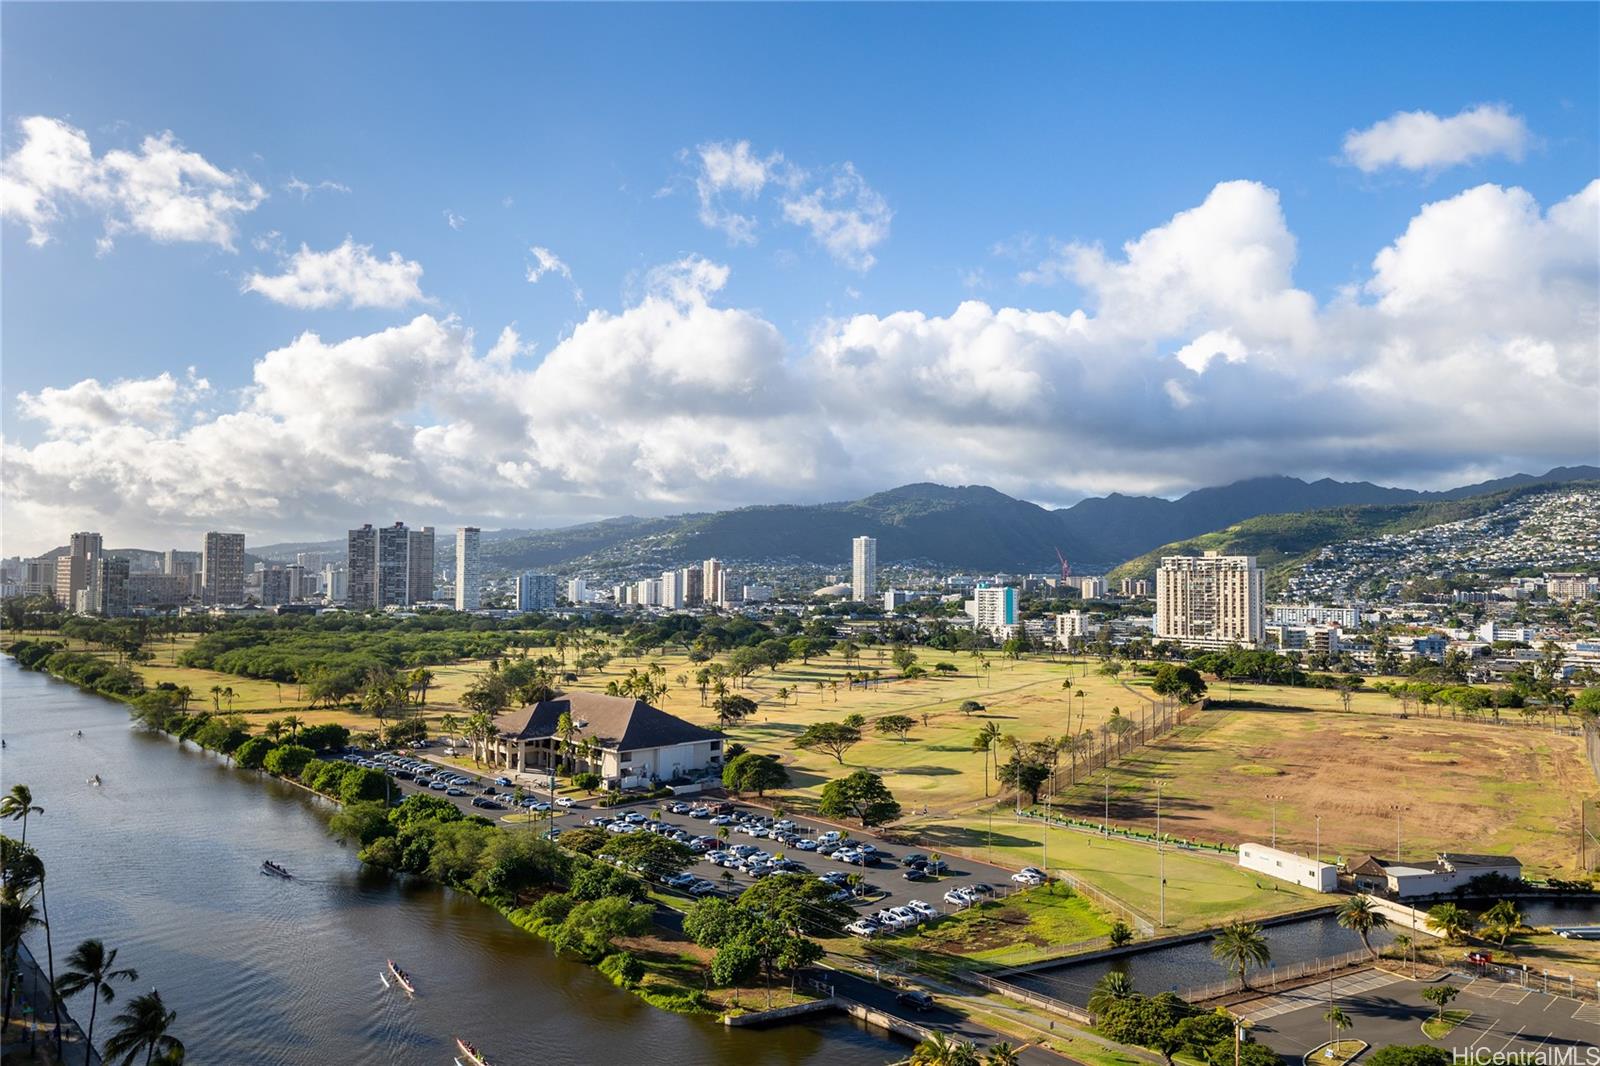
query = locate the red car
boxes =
[1465,951,1493,965]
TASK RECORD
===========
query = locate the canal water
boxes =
[1011,897,1600,1008]
[0,660,903,1066]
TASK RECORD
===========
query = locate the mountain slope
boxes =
[1105,479,1599,591]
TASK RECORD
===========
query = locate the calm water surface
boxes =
[0,660,904,1066]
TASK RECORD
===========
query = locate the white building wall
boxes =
[1239,843,1337,892]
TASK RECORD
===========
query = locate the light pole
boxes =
[1315,814,1322,865]
[1268,794,1282,849]
[1156,780,1165,928]
[1104,770,1111,836]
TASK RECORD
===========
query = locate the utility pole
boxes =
[1316,814,1322,865]
[1104,771,1111,836]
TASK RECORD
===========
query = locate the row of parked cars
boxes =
[847,899,941,937]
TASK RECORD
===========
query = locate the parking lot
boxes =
[356,748,1036,928]
[1249,970,1599,1060]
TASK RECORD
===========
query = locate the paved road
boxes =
[1249,970,1599,1060]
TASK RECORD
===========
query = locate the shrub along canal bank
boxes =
[1,651,907,1064]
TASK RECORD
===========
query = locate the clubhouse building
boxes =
[476,691,725,789]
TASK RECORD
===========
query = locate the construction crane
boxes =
[1054,547,1072,585]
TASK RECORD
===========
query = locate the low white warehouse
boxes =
[1239,842,1338,892]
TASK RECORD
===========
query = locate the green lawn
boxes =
[1422,1009,1470,1039]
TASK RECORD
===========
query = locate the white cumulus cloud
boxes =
[1342,104,1531,173]
[0,115,264,250]
[243,238,427,309]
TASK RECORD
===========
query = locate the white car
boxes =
[889,905,921,926]
[794,839,818,851]
[875,909,912,930]
[846,919,880,938]
[554,796,574,808]
[818,830,842,844]
[1011,870,1045,886]
[689,807,712,819]
[907,899,939,920]
[943,888,974,907]
[624,811,648,824]
[709,814,734,826]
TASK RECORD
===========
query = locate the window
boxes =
[620,752,632,763]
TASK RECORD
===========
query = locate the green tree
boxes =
[1211,922,1270,990]
[793,721,862,764]
[55,938,139,1055]
[1,784,43,846]
[875,714,917,741]
[721,752,790,796]
[735,872,854,936]
[1152,664,1207,704]
[551,895,653,960]
[1108,920,1135,948]
[1088,971,1137,1016]
[328,801,395,847]
[1482,899,1523,947]
[1421,984,1459,1021]
[600,833,695,880]
[818,770,901,827]
[1325,1005,1352,1049]
[263,744,315,778]
[1336,894,1388,959]
[1366,1047,1450,1066]
[1425,903,1475,943]
[232,736,276,770]
[103,989,182,1066]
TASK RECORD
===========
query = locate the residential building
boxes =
[55,531,103,610]
[295,551,324,573]
[376,522,411,608]
[1055,609,1088,645]
[703,558,728,607]
[967,585,1019,638]
[256,565,291,607]
[455,527,481,611]
[680,566,704,606]
[284,563,308,601]
[883,588,916,611]
[742,584,773,603]
[851,535,878,601]
[477,691,724,788]
[322,564,349,604]
[22,557,55,599]
[633,578,660,607]
[1077,576,1108,600]
[1546,572,1594,603]
[347,525,377,609]
[516,572,557,612]
[1238,843,1337,892]
[407,526,435,604]
[87,556,130,617]
[1478,620,1538,643]
[659,570,684,610]
[1348,853,1523,900]
[127,572,186,609]
[1119,578,1151,597]
[1154,552,1265,648]
[566,577,588,604]
[1265,624,1340,656]
[1269,603,1364,628]
[201,531,247,606]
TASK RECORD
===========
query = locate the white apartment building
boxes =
[659,569,684,610]
[966,585,1018,639]
[883,588,916,611]
[633,578,661,607]
[455,527,481,611]
[1545,572,1594,603]
[322,564,348,604]
[1077,576,1108,600]
[516,572,556,612]
[1054,609,1088,645]
[1154,552,1265,648]
[851,535,878,602]
[1478,620,1538,643]
[742,584,773,602]
[703,558,728,607]
[1269,603,1364,628]
[566,577,588,604]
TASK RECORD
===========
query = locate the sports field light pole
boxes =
[1315,814,1322,865]
[1156,780,1165,928]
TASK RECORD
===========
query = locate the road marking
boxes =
[1495,1024,1526,1052]
[1574,1001,1600,1024]
[1465,1016,1498,1052]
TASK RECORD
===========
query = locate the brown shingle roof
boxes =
[491,691,720,751]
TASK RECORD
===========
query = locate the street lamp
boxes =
[1315,814,1322,865]
[1156,779,1165,928]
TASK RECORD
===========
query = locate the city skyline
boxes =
[3,4,1596,554]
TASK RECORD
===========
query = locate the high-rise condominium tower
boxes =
[407,526,435,604]
[851,535,878,602]
[347,525,377,609]
[376,522,411,608]
[202,531,246,606]
[1154,552,1264,648]
[455,527,481,611]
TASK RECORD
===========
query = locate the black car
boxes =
[896,989,935,1011]
[901,853,928,867]
[481,785,497,795]
[903,868,929,882]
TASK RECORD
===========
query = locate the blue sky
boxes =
[3,3,1597,552]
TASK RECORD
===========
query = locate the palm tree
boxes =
[1211,921,1270,991]
[1483,899,1523,947]
[56,938,139,1054]
[1324,1005,1352,1049]
[1,784,43,846]
[1088,971,1136,1016]
[984,1042,1020,1066]
[556,711,576,773]
[912,1031,979,1066]
[1425,902,1475,943]
[209,685,222,710]
[262,720,284,742]
[0,894,42,1034]
[281,715,303,741]
[10,850,63,1052]
[103,989,182,1066]
[1336,894,1388,959]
